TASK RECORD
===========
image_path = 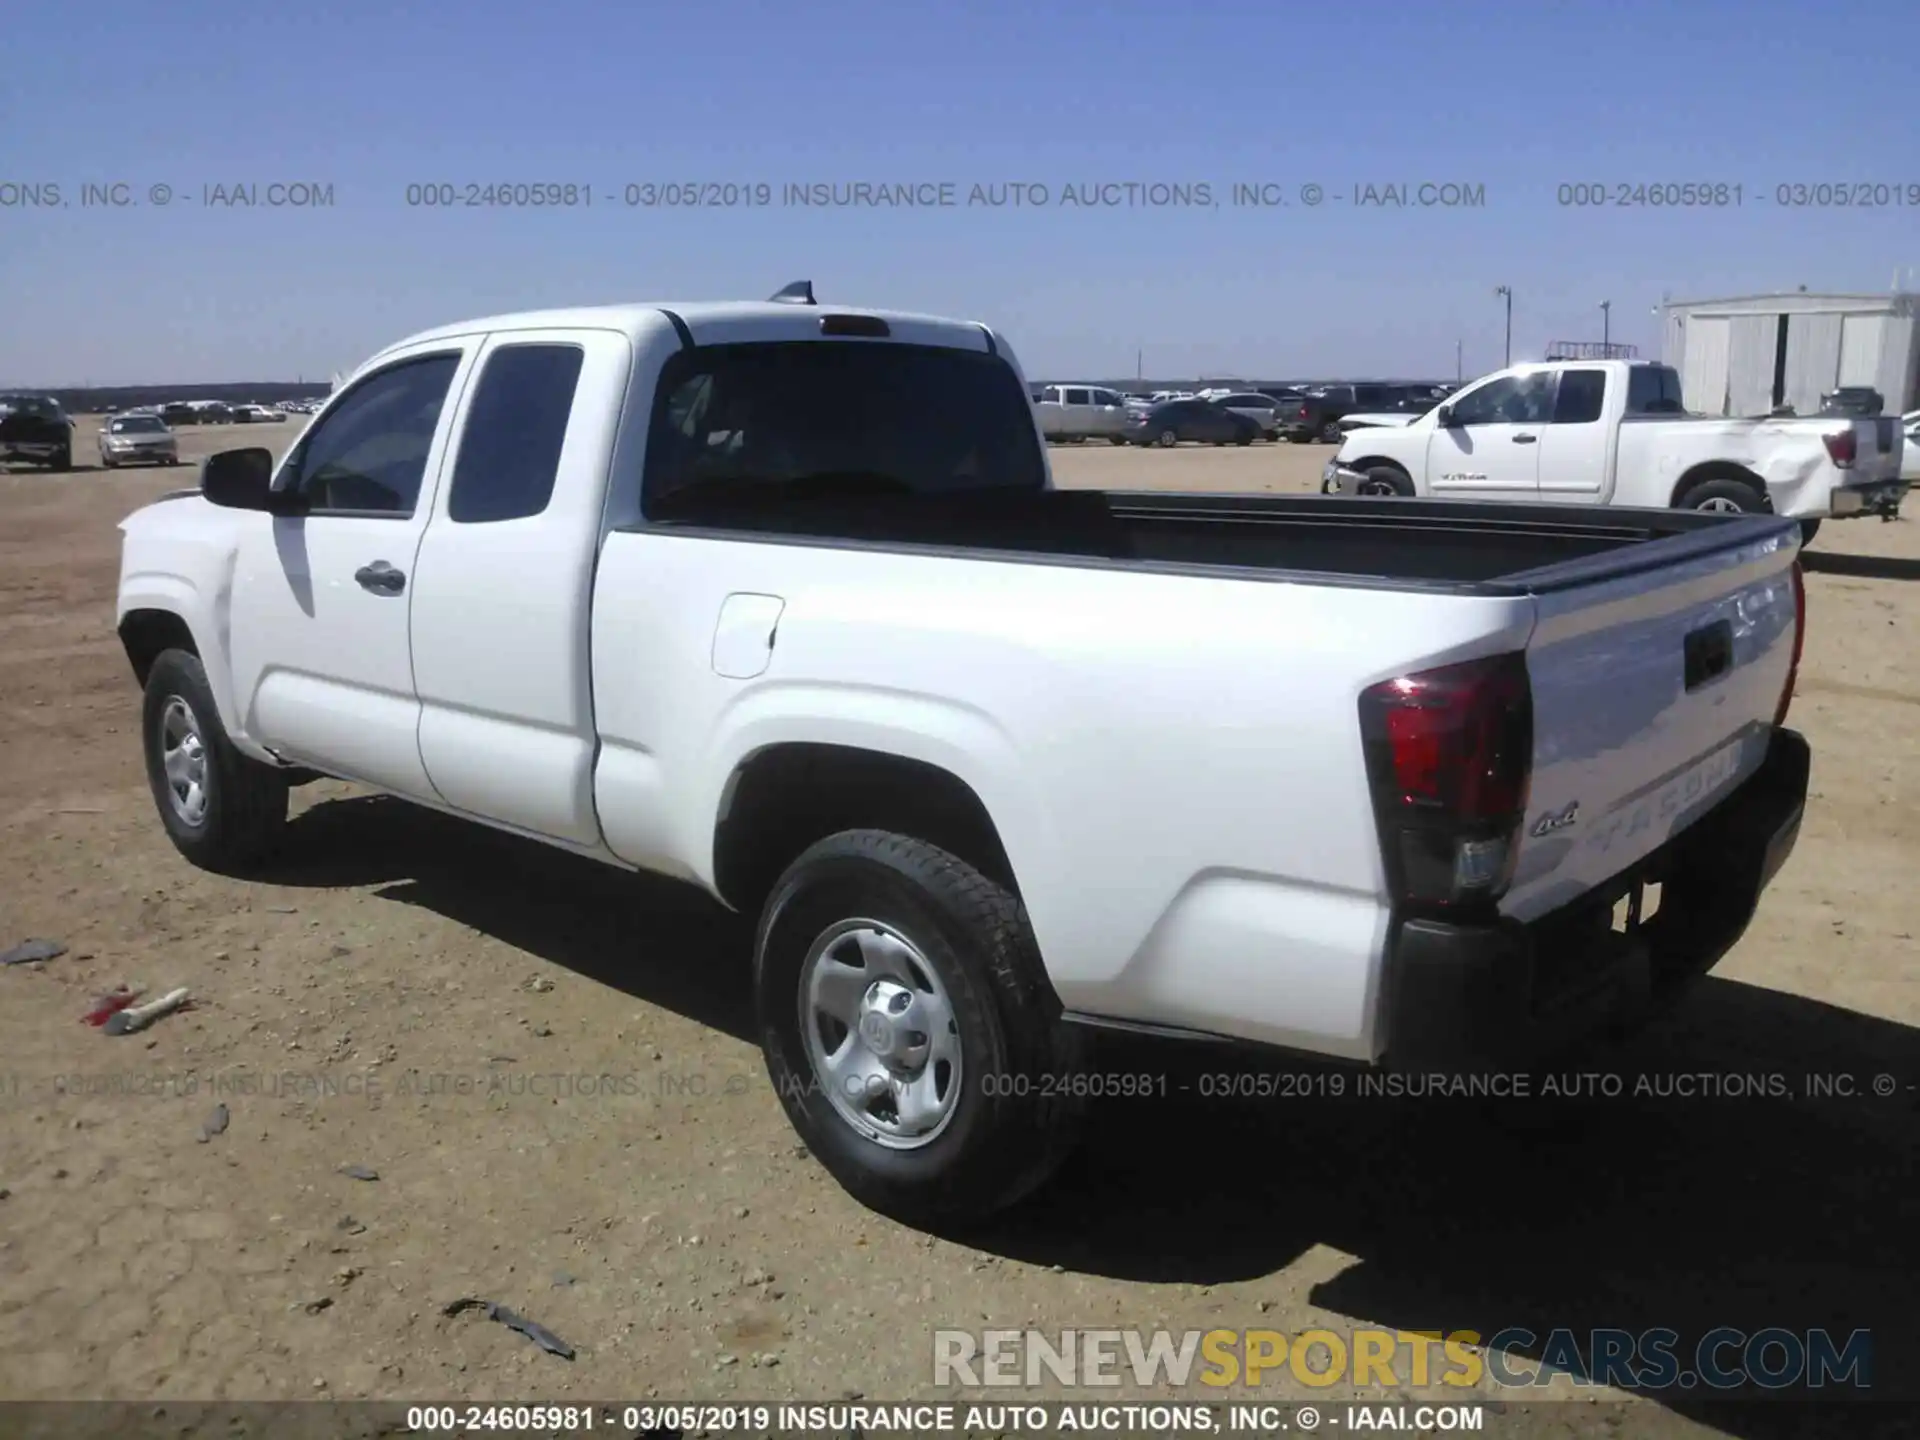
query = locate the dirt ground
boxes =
[0,421,1914,1436]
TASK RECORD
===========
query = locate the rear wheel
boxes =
[141,649,288,873]
[1156,429,1178,448]
[1680,477,1767,516]
[1318,421,1342,443]
[1235,432,1254,446]
[754,830,1084,1224]
[49,444,72,472]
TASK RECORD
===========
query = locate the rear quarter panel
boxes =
[589,532,1532,1058]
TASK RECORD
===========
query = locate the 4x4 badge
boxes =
[1531,801,1579,837]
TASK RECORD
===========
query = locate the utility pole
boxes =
[1600,300,1611,350]
[1494,285,1512,365]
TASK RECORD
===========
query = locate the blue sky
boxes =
[4,0,1917,385]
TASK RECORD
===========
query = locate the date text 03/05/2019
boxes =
[1557,181,1920,207]
[402,1402,1485,1433]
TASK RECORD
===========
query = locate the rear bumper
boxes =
[1828,477,1906,520]
[1380,726,1809,1070]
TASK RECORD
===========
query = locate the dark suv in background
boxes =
[1280,382,1448,443]
[0,394,75,470]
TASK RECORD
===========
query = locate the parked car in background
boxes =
[1281,383,1444,443]
[1901,411,1920,485]
[1820,387,1884,417]
[1034,384,1130,444]
[1325,359,1904,541]
[0,393,76,470]
[1126,397,1262,446]
[1212,392,1284,438]
[160,403,199,426]
[231,404,284,424]
[98,413,181,468]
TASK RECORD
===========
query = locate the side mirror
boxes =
[1435,404,1455,427]
[202,447,301,514]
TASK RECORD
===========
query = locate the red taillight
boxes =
[1822,430,1856,467]
[1360,651,1533,910]
[1776,560,1805,726]
[1298,405,1310,419]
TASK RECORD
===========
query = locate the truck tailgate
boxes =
[1502,522,1801,923]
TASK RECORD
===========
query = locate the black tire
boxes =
[1107,435,1128,446]
[99,452,115,469]
[141,648,288,873]
[1318,421,1342,443]
[1357,465,1415,497]
[49,444,72,472]
[1799,519,1822,546]
[1156,429,1178,448]
[1235,432,1254,446]
[1288,431,1314,444]
[1678,476,1767,515]
[754,829,1085,1224]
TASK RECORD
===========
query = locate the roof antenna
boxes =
[769,280,816,305]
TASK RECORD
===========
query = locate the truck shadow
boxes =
[1803,549,1920,582]
[269,792,757,1040]
[972,988,1917,1432]
[266,792,1913,1434]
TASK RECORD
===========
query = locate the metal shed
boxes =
[1659,291,1920,418]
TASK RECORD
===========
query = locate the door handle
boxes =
[1512,434,1538,444]
[354,561,406,595]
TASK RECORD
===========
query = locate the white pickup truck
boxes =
[116,287,1811,1222]
[1325,359,1905,542]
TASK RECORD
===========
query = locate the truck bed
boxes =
[638,488,1796,592]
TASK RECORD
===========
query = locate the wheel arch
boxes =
[711,742,1020,918]
[1670,462,1770,510]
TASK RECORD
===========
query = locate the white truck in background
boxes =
[116,288,1810,1224]
[1326,359,1905,542]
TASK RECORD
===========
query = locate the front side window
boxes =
[287,354,460,515]
[1448,373,1553,427]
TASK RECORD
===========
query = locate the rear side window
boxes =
[1625,365,1687,414]
[643,341,1047,515]
[447,344,585,523]
[1552,370,1607,424]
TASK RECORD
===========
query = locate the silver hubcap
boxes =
[799,919,962,1150]
[159,697,210,826]
[1698,497,1743,513]
[1158,431,1176,447]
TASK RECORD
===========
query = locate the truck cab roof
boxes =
[374,301,1001,363]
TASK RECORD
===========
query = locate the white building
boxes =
[1659,291,1919,418]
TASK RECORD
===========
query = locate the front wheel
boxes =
[48,445,72,472]
[754,830,1085,1224]
[141,649,288,873]
[1356,466,1415,497]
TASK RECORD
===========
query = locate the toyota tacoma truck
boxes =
[115,286,1811,1222]
[0,394,76,470]
[1324,359,1903,544]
